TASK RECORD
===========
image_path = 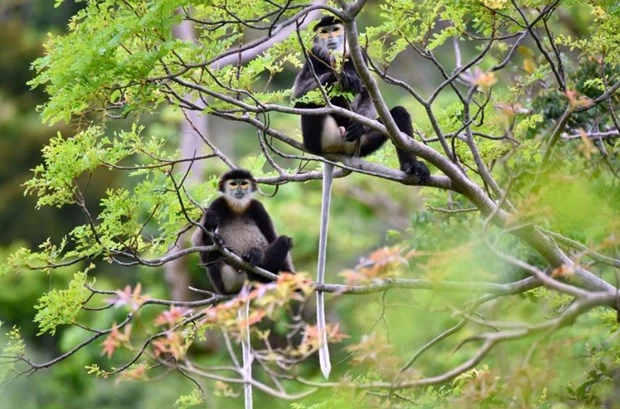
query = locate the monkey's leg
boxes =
[389,106,431,183]
[316,162,334,379]
[208,261,243,295]
[330,95,352,128]
[250,236,293,282]
[358,132,388,156]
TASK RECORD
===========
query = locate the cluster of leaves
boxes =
[33,268,93,336]
[30,0,311,124]
[19,123,220,261]
[0,324,26,387]
[84,272,349,390]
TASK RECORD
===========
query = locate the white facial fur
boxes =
[223,179,254,213]
[315,23,346,54]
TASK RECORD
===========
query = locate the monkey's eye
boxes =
[229,181,238,188]
[240,181,249,189]
[320,29,328,34]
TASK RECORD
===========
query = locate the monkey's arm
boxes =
[192,198,230,260]
[339,60,364,94]
[191,212,218,266]
[345,90,377,142]
[293,69,336,99]
[247,201,278,243]
[293,50,337,99]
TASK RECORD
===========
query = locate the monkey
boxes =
[191,169,294,406]
[293,15,431,180]
[191,169,294,295]
[293,15,431,380]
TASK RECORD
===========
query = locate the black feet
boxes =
[402,161,431,184]
[274,235,294,252]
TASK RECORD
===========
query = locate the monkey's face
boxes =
[314,23,346,54]
[223,178,254,212]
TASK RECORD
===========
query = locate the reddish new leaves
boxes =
[101,323,132,359]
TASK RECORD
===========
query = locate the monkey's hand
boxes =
[211,233,228,249]
[345,121,365,142]
[311,46,335,65]
[402,161,431,184]
[318,71,338,87]
[242,247,263,266]
[340,72,363,94]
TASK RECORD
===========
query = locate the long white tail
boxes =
[240,302,253,409]
[317,162,334,379]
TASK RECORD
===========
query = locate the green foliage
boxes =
[33,269,93,335]
[0,325,26,387]
[85,364,109,379]
[290,388,363,409]
[29,0,182,124]
[29,0,310,124]
[24,124,168,208]
[173,388,205,409]
[566,341,619,406]
[365,1,445,64]
[4,0,620,408]
[1,238,68,278]
[556,2,620,64]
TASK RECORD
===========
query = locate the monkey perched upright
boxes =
[192,169,294,295]
[293,15,430,180]
[293,15,431,379]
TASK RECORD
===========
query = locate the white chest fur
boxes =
[218,216,269,254]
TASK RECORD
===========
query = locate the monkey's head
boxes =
[219,169,257,212]
[313,15,346,55]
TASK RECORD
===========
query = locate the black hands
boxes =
[319,71,338,87]
[256,235,294,276]
[202,210,228,248]
[241,236,294,270]
[242,247,263,265]
[272,235,293,253]
[320,71,363,93]
[244,236,294,282]
[345,121,365,142]
[340,71,363,94]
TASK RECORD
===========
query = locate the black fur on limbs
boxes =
[192,169,294,295]
[292,16,431,184]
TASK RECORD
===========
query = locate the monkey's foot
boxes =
[402,161,431,184]
[274,235,294,251]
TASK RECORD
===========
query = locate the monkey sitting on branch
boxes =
[293,15,430,181]
[292,15,431,380]
[192,169,295,295]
